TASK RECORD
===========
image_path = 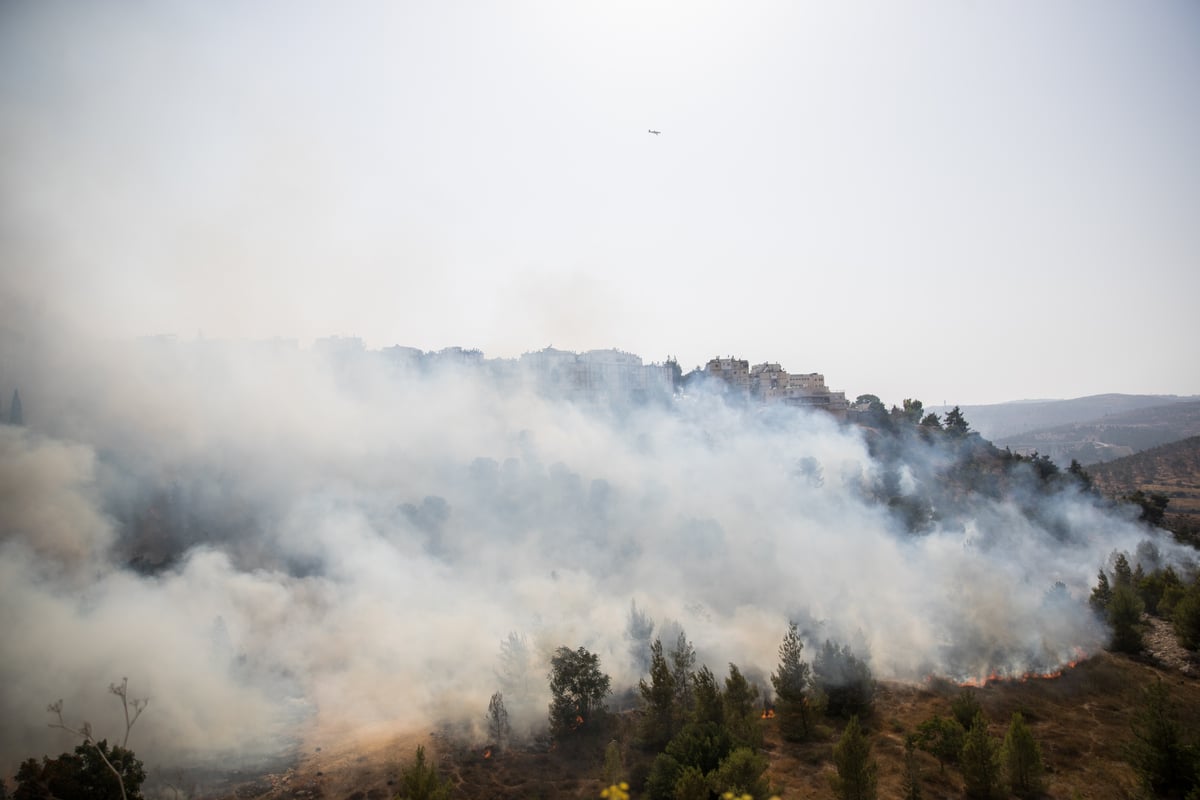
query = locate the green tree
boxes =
[950,688,983,731]
[397,745,450,800]
[670,631,697,715]
[692,665,724,727]
[673,765,708,800]
[960,713,1001,800]
[831,716,877,800]
[708,747,771,799]
[1089,569,1112,614]
[1127,679,1198,797]
[1127,490,1170,526]
[915,715,964,773]
[920,412,943,431]
[723,664,761,749]
[1107,583,1145,654]
[14,742,144,800]
[771,622,813,742]
[603,739,624,786]
[1113,552,1134,589]
[814,640,875,718]
[1001,712,1045,798]
[1173,579,1200,650]
[548,646,611,739]
[638,639,678,750]
[944,406,970,438]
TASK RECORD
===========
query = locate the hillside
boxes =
[207,648,1200,800]
[927,394,1199,443]
[991,400,1200,467]
[1089,436,1200,545]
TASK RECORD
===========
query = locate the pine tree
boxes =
[637,639,677,749]
[398,746,450,800]
[692,665,724,727]
[771,622,813,741]
[831,715,877,800]
[486,692,510,751]
[1001,712,1044,798]
[669,631,697,714]
[1127,679,1198,796]
[1108,584,1145,653]
[960,713,1000,800]
[723,663,761,749]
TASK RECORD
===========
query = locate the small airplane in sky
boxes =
[648,129,661,135]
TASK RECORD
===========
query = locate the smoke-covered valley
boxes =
[0,336,1189,780]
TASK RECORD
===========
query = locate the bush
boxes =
[14,740,145,800]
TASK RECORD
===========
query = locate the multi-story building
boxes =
[706,357,849,416]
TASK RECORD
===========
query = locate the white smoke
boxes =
[0,334,1185,783]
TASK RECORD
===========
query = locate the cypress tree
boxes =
[832,715,877,800]
[771,622,812,742]
[1001,712,1044,798]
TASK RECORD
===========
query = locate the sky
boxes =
[2,0,1199,405]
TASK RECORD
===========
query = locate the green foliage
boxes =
[771,622,813,742]
[813,640,875,719]
[1089,569,1112,614]
[919,412,943,431]
[1113,552,1134,589]
[915,715,964,772]
[396,745,450,800]
[950,689,983,731]
[643,753,682,800]
[692,665,724,727]
[1139,565,1182,616]
[1001,712,1045,798]
[670,631,697,715]
[1127,490,1170,526]
[14,741,145,800]
[708,747,771,799]
[548,646,612,739]
[960,713,1001,800]
[664,722,733,777]
[639,638,678,750]
[673,765,708,800]
[831,716,877,800]
[723,664,762,750]
[1174,580,1200,651]
[1127,679,1198,798]
[1107,583,1145,653]
[943,406,970,438]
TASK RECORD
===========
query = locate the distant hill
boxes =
[1089,435,1200,519]
[987,400,1200,467]
[927,394,1199,442]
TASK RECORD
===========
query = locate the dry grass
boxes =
[207,651,1200,800]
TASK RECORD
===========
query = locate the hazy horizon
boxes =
[2,1,1199,407]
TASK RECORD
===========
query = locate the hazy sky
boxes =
[2,1,1198,405]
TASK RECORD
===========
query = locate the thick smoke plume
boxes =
[0,335,1186,780]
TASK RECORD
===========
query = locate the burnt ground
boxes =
[205,634,1200,800]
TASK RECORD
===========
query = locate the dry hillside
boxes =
[208,643,1200,800]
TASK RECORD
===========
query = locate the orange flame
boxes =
[952,652,1087,688]
[483,748,492,759]
[760,709,775,719]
